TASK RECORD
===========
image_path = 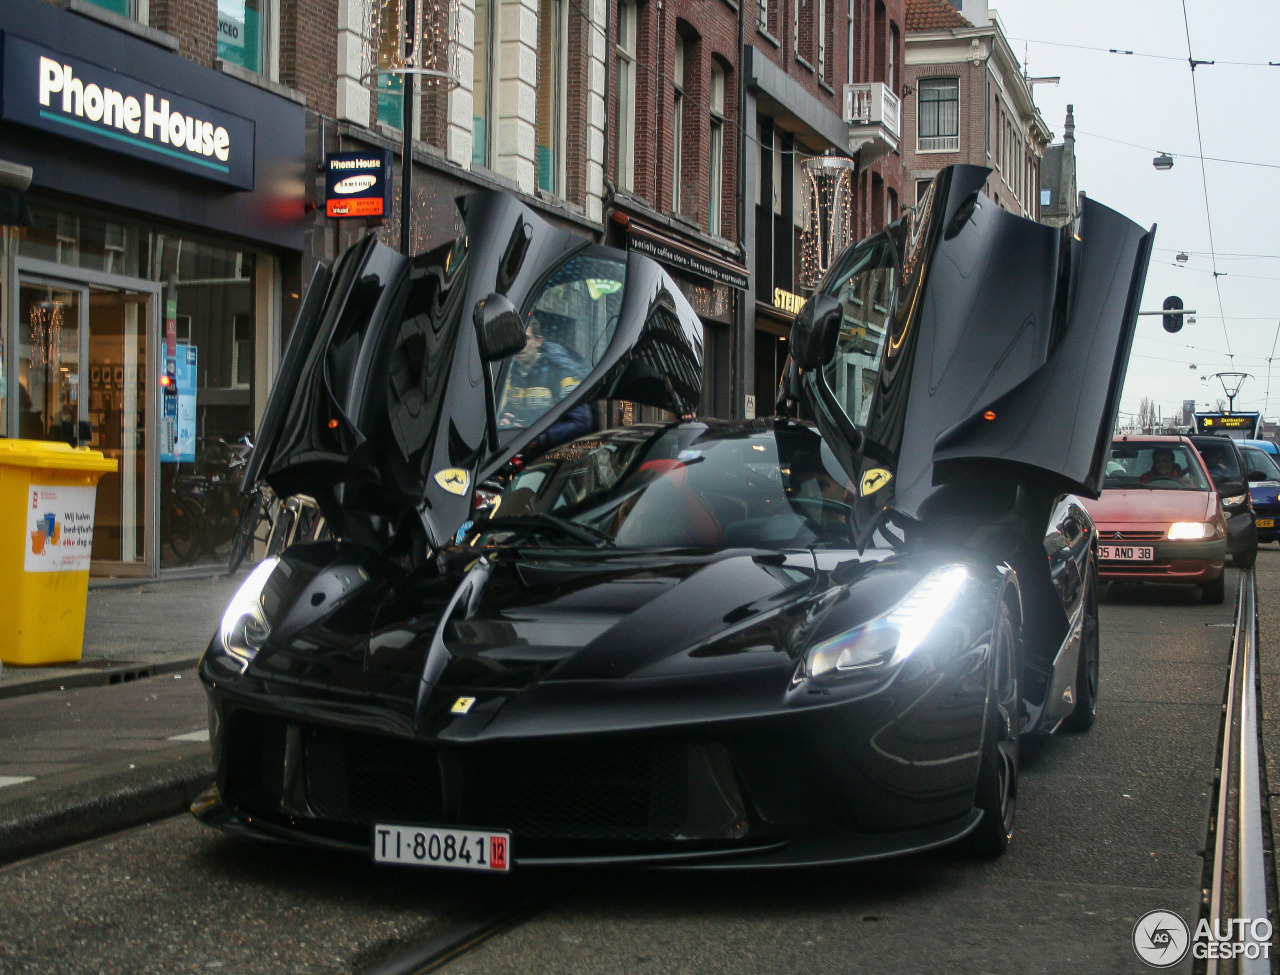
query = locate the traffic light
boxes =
[1163,295,1185,333]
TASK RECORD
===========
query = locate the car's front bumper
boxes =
[1096,535,1227,583]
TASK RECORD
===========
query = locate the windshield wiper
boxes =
[485,512,615,547]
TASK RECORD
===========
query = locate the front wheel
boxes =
[966,600,1020,857]
[1063,559,1100,732]
[228,491,266,573]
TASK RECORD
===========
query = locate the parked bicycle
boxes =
[163,435,256,567]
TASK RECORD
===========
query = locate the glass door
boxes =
[15,268,157,573]
[16,279,85,443]
[87,286,150,564]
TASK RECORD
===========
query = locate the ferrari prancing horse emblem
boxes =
[860,468,893,497]
[434,468,470,495]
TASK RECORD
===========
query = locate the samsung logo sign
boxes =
[1,34,255,189]
[39,58,232,162]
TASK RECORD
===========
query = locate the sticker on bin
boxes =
[24,485,97,573]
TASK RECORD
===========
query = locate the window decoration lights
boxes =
[800,153,856,288]
[28,300,63,369]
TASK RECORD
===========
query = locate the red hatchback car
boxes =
[1082,436,1230,603]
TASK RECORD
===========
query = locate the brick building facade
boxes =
[901,0,1050,219]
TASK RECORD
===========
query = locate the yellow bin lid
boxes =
[0,439,118,472]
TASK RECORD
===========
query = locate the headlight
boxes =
[806,565,969,678]
[1222,493,1248,507]
[219,556,279,670]
[1167,522,1211,540]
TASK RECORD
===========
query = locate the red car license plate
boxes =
[1099,544,1153,561]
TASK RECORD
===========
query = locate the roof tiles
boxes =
[905,0,974,31]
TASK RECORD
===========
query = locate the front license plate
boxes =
[1099,544,1153,561]
[1258,518,1275,529]
[374,824,510,872]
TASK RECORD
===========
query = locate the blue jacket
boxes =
[500,341,594,450]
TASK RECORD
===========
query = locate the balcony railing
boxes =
[843,82,900,163]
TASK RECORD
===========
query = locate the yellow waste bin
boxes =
[0,439,117,666]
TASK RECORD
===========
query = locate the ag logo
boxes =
[1132,910,1190,968]
[434,468,470,495]
[860,468,893,497]
[450,697,476,714]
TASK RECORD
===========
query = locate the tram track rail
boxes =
[1204,567,1272,975]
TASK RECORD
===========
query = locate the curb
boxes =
[0,656,204,701]
[0,742,213,867]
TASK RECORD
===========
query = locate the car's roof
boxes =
[1111,435,1193,445]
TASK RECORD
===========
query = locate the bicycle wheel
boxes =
[228,490,266,573]
[165,498,205,565]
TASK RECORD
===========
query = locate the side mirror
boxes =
[473,293,526,362]
[1248,470,1268,483]
[1218,480,1247,506]
[790,294,843,370]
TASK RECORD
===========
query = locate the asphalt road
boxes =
[0,568,1242,974]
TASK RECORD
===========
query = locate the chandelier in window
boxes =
[800,154,857,289]
[28,300,63,369]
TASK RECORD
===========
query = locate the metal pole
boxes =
[399,0,416,256]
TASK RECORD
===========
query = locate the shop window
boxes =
[614,0,637,192]
[217,0,270,76]
[536,0,568,196]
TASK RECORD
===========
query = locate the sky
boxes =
[979,0,1280,424]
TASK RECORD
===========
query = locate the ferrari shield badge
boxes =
[434,468,470,495]
[860,468,893,497]
[451,697,476,714]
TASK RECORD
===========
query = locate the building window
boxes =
[672,37,686,216]
[817,0,827,81]
[84,0,136,16]
[615,0,637,191]
[376,0,404,127]
[473,0,497,167]
[915,178,933,204]
[757,0,768,33]
[846,0,855,85]
[708,64,725,236]
[537,0,569,196]
[918,77,959,152]
[218,0,269,75]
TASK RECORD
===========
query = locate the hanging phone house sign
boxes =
[0,34,255,190]
[325,151,393,218]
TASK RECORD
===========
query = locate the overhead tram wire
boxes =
[1008,35,1280,68]
[1181,0,1232,362]
[1265,320,1280,416]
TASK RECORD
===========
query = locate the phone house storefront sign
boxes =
[0,33,255,189]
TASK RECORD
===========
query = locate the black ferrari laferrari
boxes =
[194,165,1152,868]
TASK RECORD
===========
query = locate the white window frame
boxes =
[917,77,959,153]
[615,0,637,192]
[846,0,855,86]
[217,0,278,81]
[817,0,827,82]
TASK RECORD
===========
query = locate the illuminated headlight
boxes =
[1167,522,1212,540]
[1222,493,1248,507]
[219,557,279,670]
[806,565,969,678]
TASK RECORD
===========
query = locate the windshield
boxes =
[1192,438,1243,483]
[1242,446,1280,481]
[1103,442,1211,491]
[495,249,627,436]
[477,424,857,550]
[818,238,897,428]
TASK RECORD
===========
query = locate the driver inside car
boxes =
[1140,447,1192,486]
